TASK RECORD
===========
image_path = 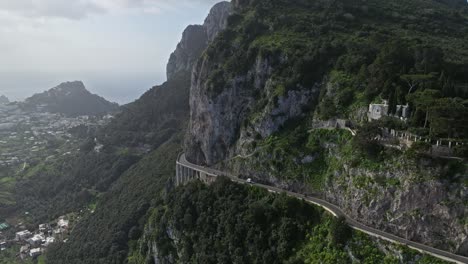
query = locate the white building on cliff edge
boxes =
[368,100,410,121]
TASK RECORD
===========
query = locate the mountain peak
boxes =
[166,1,232,80]
[53,81,87,92]
[24,81,118,116]
[48,81,89,97]
[204,1,232,42]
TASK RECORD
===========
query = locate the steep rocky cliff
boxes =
[166,25,206,81]
[204,1,232,42]
[45,3,233,263]
[166,1,231,80]
[325,155,468,255]
[102,2,231,149]
[186,52,320,165]
[184,0,468,256]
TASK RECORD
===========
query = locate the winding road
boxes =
[177,154,468,264]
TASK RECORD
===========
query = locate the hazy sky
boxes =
[0,0,222,103]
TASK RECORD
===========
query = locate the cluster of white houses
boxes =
[13,217,69,259]
[0,103,112,169]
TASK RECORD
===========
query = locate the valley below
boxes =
[0,83,118,263]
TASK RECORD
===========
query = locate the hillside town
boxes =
[0,215,71,260]
[0,101,113,168]
[0,99,113,261]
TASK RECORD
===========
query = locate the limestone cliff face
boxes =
[146,4,232,260]
[166,25,207,81]
[226,135,468,255]
[324,155,468,255]
[183,0,468,257]
[166,1,231,80]
[186,51,320,166]
[204,1,232,42]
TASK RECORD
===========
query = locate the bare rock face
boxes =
[166,1,231,81]
[166,25,207,81]
[186,53,320,166]
[324,158,468,255]
[204,1,232,42]
[186,57,257,165]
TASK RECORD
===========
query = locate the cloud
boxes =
[0,0,104,20]
[0,0,223,20]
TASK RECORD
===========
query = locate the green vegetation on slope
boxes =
[235,121,466,189]
[6,0,468,262]
[231,126,353,189]
[45,135,182,264]
[0,246,33,264]
[205,0,468,137]
[44,71,192,263]
[12,150,140,226]
[0,176,15,206]
[128,178,450,264]
[99,71,191,148]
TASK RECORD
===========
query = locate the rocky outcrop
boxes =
[166,25,207,81]
[107,2,231,148]
[186,47,320,165]
[204,1,232,42]
[185,55,258,165]
[323,155,468,255]
[23,81,118,116]
[183,0,468,257]
[227,134,468,255]
[146,4,232,259]
[166,1,231,80]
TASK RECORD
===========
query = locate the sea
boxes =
[0,71,165,105]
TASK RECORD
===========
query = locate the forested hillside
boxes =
[7,0,466,263]
[45,135,183,263]
[187,0,468,165]
[129,178,449,264]
[42,3,231,263]
[41,71,192,263]
[184,0,468,255]
[98,72,190,148]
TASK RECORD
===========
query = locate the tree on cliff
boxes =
[407,89,442,128]
[330,216,352,247]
